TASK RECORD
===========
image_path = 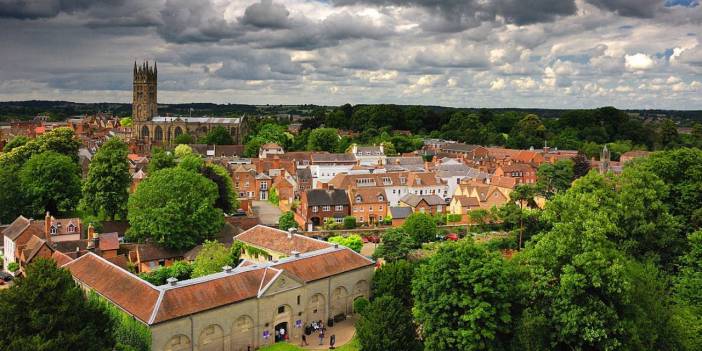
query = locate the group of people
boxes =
[301,320,335,349]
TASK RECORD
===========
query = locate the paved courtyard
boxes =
[252,200,284,226]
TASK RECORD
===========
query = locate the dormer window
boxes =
[378,195,384,202]
[355,195,362,203]
[67,224,75,233]
[50,226,57,235]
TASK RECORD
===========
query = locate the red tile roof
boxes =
[64,253,160,323]
[99,232,120,251]
[272,248,373,282]
[234,225,331,254]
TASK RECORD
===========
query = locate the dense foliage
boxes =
[278,211,298,230]
[20,151,82,217]
[127,168,224,250]
[81,138,131,220]
[0,259,115,350]
[327,235,363,253]
[355,296,421,351]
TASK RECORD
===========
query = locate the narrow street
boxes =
[251,200,283,227]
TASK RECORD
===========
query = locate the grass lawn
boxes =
[258,337,360,351]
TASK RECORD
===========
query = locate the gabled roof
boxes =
[22,235,50,263]
[296,167,312,180]
[51,250,74,266]
[441,143,481,152]
[311,153,357,163]
[271,247,373,283]
[3,216,32,241]
[454,195,480,208]
[234,225,331,254]
[400,194,446,207]
[350,187,388,204]
[500,163,535,173]
[64,253,161,324]
[305,189,350,206]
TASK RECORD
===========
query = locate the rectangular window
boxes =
[322,205,331,211]
[297,295,301,305]
[312,206,318,213]
[335,217,343,223]
[335,205,344,211]
[278,306,285,314]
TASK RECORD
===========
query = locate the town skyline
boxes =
[1,0,701,109]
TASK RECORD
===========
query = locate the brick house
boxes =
[494,163,537,184]
[349,187,389,225]
[298,189,351,230]
[233,165,273,201]
[399,194,447,215]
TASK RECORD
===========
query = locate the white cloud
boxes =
[490,78,506,91]
[624,53,655,71]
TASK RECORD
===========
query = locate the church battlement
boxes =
[133,61,157,83]
[132,61,158,123]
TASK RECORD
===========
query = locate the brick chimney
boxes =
[90,225,99,251]
[44,211,51,238]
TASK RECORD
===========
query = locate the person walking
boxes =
[319,328,325,345]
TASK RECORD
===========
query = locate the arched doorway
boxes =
[141,126,150,139]
[273,304,292,343]
[306,293,326,324]
[231,315,255,351]
[198,324,224,351]
[163,334,190,351]
[174,126,183,138]
[331,286,348,318]
[311,217,321,227]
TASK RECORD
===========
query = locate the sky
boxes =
[0,0,701,109]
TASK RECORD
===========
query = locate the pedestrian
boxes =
[280,327,286,341]
[319,328,325,345]
[330,334,336,349]
[301,333,308,346]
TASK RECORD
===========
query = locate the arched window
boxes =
[198,324,224,351]
[377,195,384,202]
[174,126,183,138]
[231,316,254,351]
[154,126,163,141]
[141,126,149,139]
[355,195,362,203]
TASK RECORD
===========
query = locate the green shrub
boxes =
[343,216,357,229]
[447,214,462,223]
[89,291,151,351]
[353,297,370,315]
[7,262,19,272]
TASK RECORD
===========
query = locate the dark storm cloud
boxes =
[585,0,664,18]
[157,0,243,43]
[0,0,124,19]
[240,0,292,29]
[213,50,303,81]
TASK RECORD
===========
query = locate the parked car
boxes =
[0,272,12,282]
[362,235,380,244]
[446,233,459,241]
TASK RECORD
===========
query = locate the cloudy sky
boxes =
[0,0,701,109]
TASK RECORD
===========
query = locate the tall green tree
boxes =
[413,240,515,351]
[355,296,422,351]
[127,168,224,250]
[536,159,574,198]
[147,147,175,173]
[307,128,339,152]
[372,228,415,262]
[278,211,298,230]
[508,114,547,149]
[81,138,131,220]
[0,163,26,223]
[402,212,437,244]
[20,151,81,217]
[571,151,591,179]
[372,259,416,305]
[201,163,238,213]
[0,127,80,167]
[0,258,115,351]
[199,126,234,145]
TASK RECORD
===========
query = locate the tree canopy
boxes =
[355,295,421,351]
[81,138,131,220]
[20,151,81,217]
[192,240,233,278]
[199,126,234,145]
[127,168,224,250]
[402,212,437,244]
[0,259,115,351]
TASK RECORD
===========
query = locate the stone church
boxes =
[131,61,248,150]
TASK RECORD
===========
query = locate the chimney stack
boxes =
[90,225,99,251]
[287,228,296,239]
[44,211,51,238]
[292,251,300,258]
[222,265,233,273]
[166,277,178,286]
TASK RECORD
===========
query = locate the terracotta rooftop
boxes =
[455,195,480,208]
[99,232,120,251]
[51,250,74,266]
[272,247,374,282]
[400,193,446,207]
[64,253,161,323]
[3,216,33,241]
[234,225,331,255]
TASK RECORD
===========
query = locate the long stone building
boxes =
[131,61,248,150]
[63,225,374,351]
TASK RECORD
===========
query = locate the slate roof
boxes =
[305,189,350,206]
[389,206,412,219]
[152,116,242,124]
[296,167,312,180]
[311,153,357,163]
[441,143,481,153]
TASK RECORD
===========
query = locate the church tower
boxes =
[132,61,157,122]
